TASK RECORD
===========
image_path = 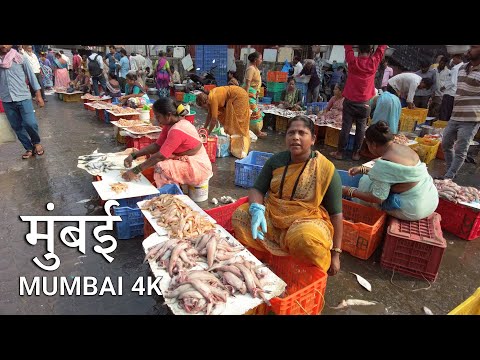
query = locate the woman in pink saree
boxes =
[319,83,345,126]
[52,52,70,89]
[122,97,212,188]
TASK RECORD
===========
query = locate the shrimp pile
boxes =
[141,195,215,238]
[110,182,128,194]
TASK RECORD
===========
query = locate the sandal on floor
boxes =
[34,144,45,156]
[22,150,34,159]
[330,151,344,160]
[352,152,361,161]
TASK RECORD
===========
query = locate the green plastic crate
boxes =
[183,93,197,103]
[267,82,286,92]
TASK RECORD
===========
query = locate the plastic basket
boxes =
[63,92,82,102]
[199,129,217,163]
[275,116,288,133]
[246,248,328,315]
[306,102,328,113]
[266,91,283,102]
[114,206,145,240]
[267,82,286,92]
[433,120,449,129]
[448,288,480,315]
[324,127,354,151]
[267,71,288,82]
[234,151,274,188]
[380,213,446,281]
[204,197,249,234]
[411,137,440,165]
[175,92,185,101]
[126,135,158,151]
[398,108,428,132]
[183,93,197,104]
[203,84,216,93]
[338,170,362,200]
[342,199,387,260]
[435,198,480,240]
[184,110,196,124]
[141,183,184,239]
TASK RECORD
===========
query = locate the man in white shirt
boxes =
[133,52,147,86]
[439,54,464,120]
[23,45,46,101]
[387,72,433,109]
[430,56,451,118]
[293,56,303,76]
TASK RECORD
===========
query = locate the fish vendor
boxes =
[122,98,213,187]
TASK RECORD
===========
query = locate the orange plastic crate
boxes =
[246,248,328,315]
[342,199,388,260]
[203,84,216,93]
[267,71,288,83]
[108,112,140,122]
[175,92,185,101]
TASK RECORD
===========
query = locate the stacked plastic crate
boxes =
[266,71,288,103]
[195,45,228,86]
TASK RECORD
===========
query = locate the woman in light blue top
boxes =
[370,90,402,134]
[342,121,438,221]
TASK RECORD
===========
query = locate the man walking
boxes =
[23,45,47,102]
[0,45,45,159]
[440,45,480,179]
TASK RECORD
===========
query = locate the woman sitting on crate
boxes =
[343,121,438,221]
[122,97,213,188]
[196,86,251,159]
[278,77,302,111]
[319,83,345,126]
[119,72,150,108]
[70,68,91,94]
[232,115,344,276]
[243,51,267,138]
[105,72,122,98]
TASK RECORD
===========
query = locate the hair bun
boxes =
[376,121,390,133]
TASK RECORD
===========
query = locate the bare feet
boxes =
[330,151,344,160]
[33,144,45,156]
[257,131,268,138]
[352,151,361,161]
[22,150,34,159]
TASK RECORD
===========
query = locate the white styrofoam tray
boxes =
[138,195,217,236]
[106,109,140,116]
[124,126,162,135]
[110,121,149,129]
[142,228,287,315]
[92,171,159,200]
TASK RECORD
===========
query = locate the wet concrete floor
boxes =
[0,94,478,315]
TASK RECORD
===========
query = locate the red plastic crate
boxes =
[175,92,184,101]
[203,84,216,93]
[342,199,387,260]
[267,71,288,82]
[203,136,217,163]
[245,248,327,315]
[435,198,480,240]
[126,135,158,151]
[381,213,446,281]
[108,112,140,122]
[204,197,248,234]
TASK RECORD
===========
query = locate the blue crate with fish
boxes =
[235,151,274,188]
[306,102,328,113]
[114,184,183,240]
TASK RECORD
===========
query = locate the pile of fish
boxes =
[434,179,480,204]
[109,105,139,114]
[144,231,244,276]
[141,195,215,238]
[259,105,305,119]
[78,150,124,175]
[164,257,270,315]
[125,125,162,134]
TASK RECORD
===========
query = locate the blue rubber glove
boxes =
[249,203,267,240]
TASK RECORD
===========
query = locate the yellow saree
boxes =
[232,151,335,271]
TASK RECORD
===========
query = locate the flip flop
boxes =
[34,144,45,156]
[22,150,34,159]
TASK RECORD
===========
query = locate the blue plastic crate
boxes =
[260,97,272,104]
[235,151,274,188]
[338,169,362,200]
[306,102,328,111]
[113,184,183,240]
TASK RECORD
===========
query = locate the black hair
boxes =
[248,51,261,63]
[170,65,175,71]
[120,49,127,56]
[365,121,394,145]
[60,50,64,54]
[358,45,372,53]
[439,55,449,63]
[126,72,137,81]
[419,60,431,68]
[153,97,188,117]
[421,77,434,88]
[109,45,115,50]
[48,48,52,51]
[294,56,301,62]
[228,70,238,78]
[287,76,296,84]
[335,82,345,92]
[158,50,165,57]
[286,115,315,136]
[109,72,117,80]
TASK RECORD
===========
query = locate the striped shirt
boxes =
[450,63,480,122]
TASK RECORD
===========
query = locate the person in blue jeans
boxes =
[0,45,45,159]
